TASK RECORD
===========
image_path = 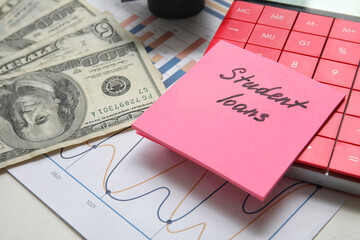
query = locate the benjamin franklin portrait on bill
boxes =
[0,71,85,148]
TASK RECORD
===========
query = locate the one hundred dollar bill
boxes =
[0,0,65,26]
[0,12,132,75]
[0,0,7,7]
[0,0,100,59]
[0,0,23,19]
[0,40,166,168]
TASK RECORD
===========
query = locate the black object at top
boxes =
[148,0,205,19]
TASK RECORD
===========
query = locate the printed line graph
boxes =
[7,1,349,239]
[46,152,150,239]
[40,127,340,240]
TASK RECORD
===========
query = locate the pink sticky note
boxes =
[132,40,344,201]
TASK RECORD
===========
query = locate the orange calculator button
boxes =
[248,24,289,49]
[225,1,264,23]
[322,38,360,65]
[293,12,333,36]
[206,38,245,53]
[214,19,254,43]
[353,69,360,91]
[297,136,335,169]
[245,44,281,61]
[330,18,360,43]
[330,141,360,178]
[278,51,318,77]
[284,31,326,57]
[258,5,298,29]
[318,112,342,139]
[346,89,360,117]
[327,85,350,113]
[314,59,357,89]
[338,114,360,145]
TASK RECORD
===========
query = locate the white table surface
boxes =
[1,0,360,239]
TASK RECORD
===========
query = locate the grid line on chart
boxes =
[45,154,151,240]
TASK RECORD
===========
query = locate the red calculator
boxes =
[208,0,360,195]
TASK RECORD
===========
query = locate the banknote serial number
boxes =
[91,88,152,117]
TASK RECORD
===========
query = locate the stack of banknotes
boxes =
[0,0,166,168]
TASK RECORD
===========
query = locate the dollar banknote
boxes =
[0,0,100,59]
[0,0,7,7]
[0,12,132,75]
[0,0,23,19]
[0,40,166,168]
[0,0,65,26]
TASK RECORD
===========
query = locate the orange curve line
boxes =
[86,142,117,191]
[167,222,206,239]
[111,159,188,193]
[86,141,188,193]
[229,183,313,240]
[166,170,209,240]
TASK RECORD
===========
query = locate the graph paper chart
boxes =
[9,129,349,239]
[7,0,350,239]
[95,0,230,88]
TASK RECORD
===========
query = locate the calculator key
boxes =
[346,89,360,117]
[327,85,350,113]
[296,136,334,169]
[257,6,297,29]
[338,114,360,145]
[329,19,360,43]
[214,19,254,43]
[284,31,326,57]
[278,51,318,77]
[245,44,281,61]
[313,59,357,89]
[206,38,245,53]
[293,12,333,36]
[330,141,360,178]
[318,112,342,139]
[322,38,360,65]
[248,24,290,49]
[354,69,360,91]
[225,1,264,23]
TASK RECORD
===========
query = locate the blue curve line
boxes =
[170,181,228,222]
[104,135,229,224]
[108,186,171,223]
[107,176,228,224]
[59,128,130,159]
[55,126,322,236]
[108,181,228,224]
[268,185,322,240]
[60,147,92,159]
[242,181,305,214]
[104,136,145,190]
[45,154,151,240]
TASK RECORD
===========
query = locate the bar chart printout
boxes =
[7,0,350,239]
